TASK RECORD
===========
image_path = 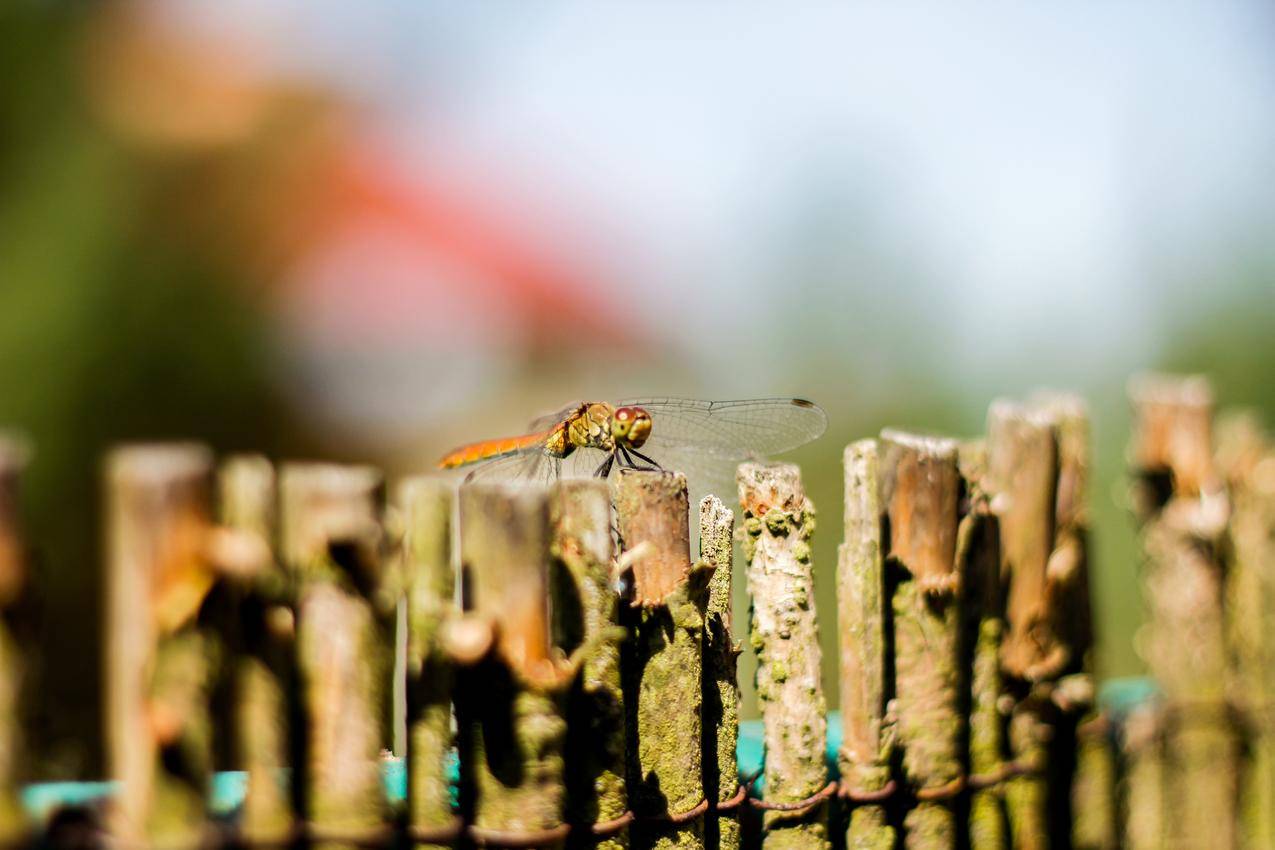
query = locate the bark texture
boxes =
[837,441,895,850]
[106,444,217,850]
[551,479,627,850]
[283,463,390,850]
[458,483,567,848]
[0,437,28,844]
[615,470,707,850]
[880,431,964,849]
[699,496,739,850]
[219,455,295,845]
[1128,375,1236,850]
[399,477,456,850]
[738,463,829,850]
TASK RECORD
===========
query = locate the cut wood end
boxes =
[0,433,32,472]
[879,428,959,461]
[1127,373,1216,497]
[987,397,1057,432]
[736,461,805,517]
[108,442,213,486]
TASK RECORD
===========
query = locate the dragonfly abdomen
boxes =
[438,421,574,470]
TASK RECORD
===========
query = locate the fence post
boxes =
[615,470,708,850]
[282,463,390,850]
[105,443,217,849]
[837,441,896,850]
[1217,412,1275,850]
[1121,702,1166,850]
[219,454,295,845]
[700,495,739,850]
[879,430,963,849]
[956,441,1009,850]
[458,483,568,848]
[738,462,830,850]
[986,402,1063,850]
[1128,374,1236,850]
[0,436,28,844]
[398,477,458,849]
[550,479,628,849]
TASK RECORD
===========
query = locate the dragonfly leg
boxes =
[626,447,664,470]
[593,453,616,479]
[617,445,659,473]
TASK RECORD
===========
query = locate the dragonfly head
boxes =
[611,406,652,449]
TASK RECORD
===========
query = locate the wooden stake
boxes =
[1128,374,1236,850]
[219,455,295,846]
[985,402,1058,850]
[837,441,896,850]
[283,463,389,850]
[700,495,739,850]
[957,441,1009,850]
[399,477,457,850]
[551,479,627,850]
[615,470,707,850]
[1121,702,1166,850]
[458,483,567,847]
[106,443,217,850]
[738,462,829,850]
[879,430,963,850]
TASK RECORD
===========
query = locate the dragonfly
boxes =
[438,398,828,497]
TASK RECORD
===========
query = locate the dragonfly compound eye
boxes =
[614,406,652,448]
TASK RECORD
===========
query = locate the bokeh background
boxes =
[3,1,1274,778]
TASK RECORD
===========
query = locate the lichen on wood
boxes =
[700,495,739,850]
[615,470,708,850]
[0,436,29,844]
[1127,374,1237,850]
[458,483,568,848]
[551,479,627,850]
[398,477,457,850]
[879,430,963,850]
[738,462,829,850]
[219,455,295,845]
[106,443,219,850]
[837,441,895,850]
[282,463,390,850]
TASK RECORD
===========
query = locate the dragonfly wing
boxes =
[462,451,556,487]
[618,397,827,458]
[525,402,587,434]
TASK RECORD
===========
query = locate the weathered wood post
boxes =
[282,463,390,850]
[837,441,896,850]
[1030,394,1112,850]
[1128,374,1236,850]
[0,436,29,844]
[399,477,459,849]
[551,479,628,850]
[219,455,295,845]
[458,483,569,848]
[879,431,964,849]
[1217,413,1275,850]
[738,462,831,850]
[1121,701,1166,850]
[956,441,1009,850]
[985,402,1062,850]
[700,495,740,850]
[106,444,218,850]
[616,470,710,850]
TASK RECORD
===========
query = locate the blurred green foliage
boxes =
[0,4,305,778]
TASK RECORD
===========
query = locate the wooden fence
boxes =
[0,374,1271,849]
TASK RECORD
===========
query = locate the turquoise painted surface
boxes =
[20,680,1151,822]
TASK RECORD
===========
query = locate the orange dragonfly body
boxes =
[439,398,826,485]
